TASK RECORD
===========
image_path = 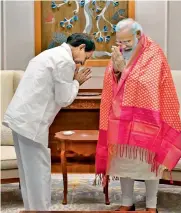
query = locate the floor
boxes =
[1,174,181,213]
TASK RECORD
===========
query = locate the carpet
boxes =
[1,174,181,213]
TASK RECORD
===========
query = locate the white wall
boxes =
[168,1,181,70]
[2,1,34,70]
[1,1,181,81]
[0,1,3,70]
[136,0,167,54]
[136,0,181,71]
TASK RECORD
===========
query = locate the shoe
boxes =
[115,204,135,211]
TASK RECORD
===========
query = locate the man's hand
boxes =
[111,46,126,75]
[74,67,92,86]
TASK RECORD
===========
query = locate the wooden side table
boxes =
[54,130,110,205]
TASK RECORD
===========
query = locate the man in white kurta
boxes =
[3,33,95,210]
[110,20,163,213]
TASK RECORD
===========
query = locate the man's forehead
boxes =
[116,30,133,41]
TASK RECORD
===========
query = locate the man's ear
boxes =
[79,44,86,50]
[136,30,141,40]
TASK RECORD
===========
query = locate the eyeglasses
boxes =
[116,34,135,46]
[116,40,132,46]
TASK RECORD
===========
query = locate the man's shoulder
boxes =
[30,46,74,67]
[144,37,165,60]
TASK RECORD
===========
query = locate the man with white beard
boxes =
[96,19,181,213]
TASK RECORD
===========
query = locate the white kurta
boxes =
[108,154,165,180]
[3,43,79,146]
[3,43,80,210]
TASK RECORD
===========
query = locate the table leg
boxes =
[61,150,68,205]
[104,175,110,205]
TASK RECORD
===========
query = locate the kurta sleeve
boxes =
[52,61,79,107]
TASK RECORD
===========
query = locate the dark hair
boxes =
[66,33,95,52]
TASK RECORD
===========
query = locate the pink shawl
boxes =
[96,35,181,178]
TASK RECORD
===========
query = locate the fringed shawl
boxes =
[96,35,181,178]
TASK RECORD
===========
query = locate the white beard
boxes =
[123,50,133,61]
[122,36,138,61]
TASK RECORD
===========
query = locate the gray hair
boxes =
[116,18,143,34]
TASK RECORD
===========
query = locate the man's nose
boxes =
[122,44,126,49]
